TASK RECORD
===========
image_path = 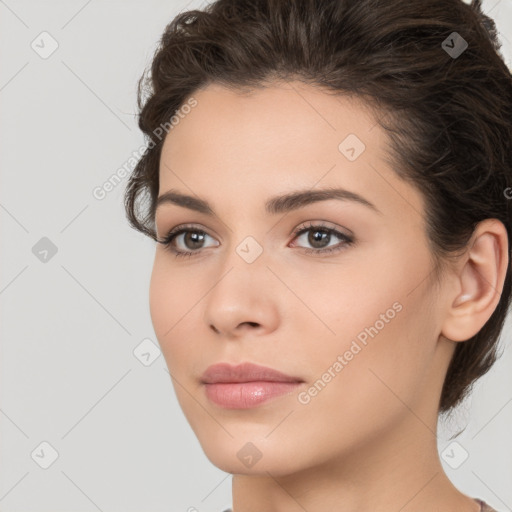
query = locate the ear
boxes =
[441,218,509,343]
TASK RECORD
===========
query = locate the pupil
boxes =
[309,230,329,248]
[186,231,204,249]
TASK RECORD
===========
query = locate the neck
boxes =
[230,411,480,512]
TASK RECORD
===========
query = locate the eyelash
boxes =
[156,222,355,259]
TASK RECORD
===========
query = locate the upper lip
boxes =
[201,362,303,384]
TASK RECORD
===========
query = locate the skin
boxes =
[149,81,508,512]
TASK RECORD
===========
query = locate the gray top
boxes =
[476,498,498,511]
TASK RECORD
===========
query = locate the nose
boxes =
[202,248,280,338]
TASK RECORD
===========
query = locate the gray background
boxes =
[0,1,511,511]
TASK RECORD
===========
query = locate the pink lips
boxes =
[201,362,304,409]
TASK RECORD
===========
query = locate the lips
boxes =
[200,362,305,409]
[201,362,303,384]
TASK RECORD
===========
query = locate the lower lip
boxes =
[203,381,302,409]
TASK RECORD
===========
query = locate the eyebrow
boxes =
[155,187,382,216]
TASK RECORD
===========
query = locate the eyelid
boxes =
[157,222,222,243]
[157,220,350,244]
[292,219,353,236]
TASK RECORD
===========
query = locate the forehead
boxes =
[158,80,425,222]
[160,80,384,176]
[163,80,382,151]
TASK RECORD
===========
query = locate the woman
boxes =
[124,0,511,510]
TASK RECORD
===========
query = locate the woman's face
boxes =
[150,81,454,476]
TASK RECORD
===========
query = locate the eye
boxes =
[156,221,355,258]
[156,224,219,258]
[289,221,354,256]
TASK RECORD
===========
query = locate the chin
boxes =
[194,432,308,477]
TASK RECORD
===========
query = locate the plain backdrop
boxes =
[1,1,511,511]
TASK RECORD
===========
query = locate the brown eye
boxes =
[157,225,219,258]
[305,228,332,249]
[291,223,355,256]
[181,231,207,250]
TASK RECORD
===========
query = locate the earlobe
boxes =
[441,219,508,343]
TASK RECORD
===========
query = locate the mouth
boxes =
[200,362,304,409]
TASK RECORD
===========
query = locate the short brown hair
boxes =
[124,0,512,414]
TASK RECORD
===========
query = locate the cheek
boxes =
[281,252,401,342]
[149,254,198,354]
[294,242,437,391]
[288,294,437,460]
[149,256,171,340]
